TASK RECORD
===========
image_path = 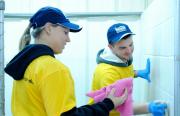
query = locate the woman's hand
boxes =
[107,88,128,108]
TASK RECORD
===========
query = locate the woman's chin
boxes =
[54,50,62,54]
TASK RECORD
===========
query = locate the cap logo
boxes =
[115,26,126,33]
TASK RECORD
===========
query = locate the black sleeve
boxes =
[61,98,114,116]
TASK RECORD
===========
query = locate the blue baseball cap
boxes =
[107,23,135,44]
[30,6,82,32]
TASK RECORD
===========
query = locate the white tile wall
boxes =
[150,56,174,96]
[3,0,64,13]
[143,18,174,56]
[5,0,146,13]
[174,60,180,116]
[174,0,180,114]
[88,0,115,12]
[141,0,176,115]
[117,0,145,12]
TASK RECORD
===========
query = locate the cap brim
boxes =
[60,22,82,32]
[112,33,135,44]
[120,33,135,40]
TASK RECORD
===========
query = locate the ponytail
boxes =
[19,23,31,51]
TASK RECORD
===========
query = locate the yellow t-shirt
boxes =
[11,55,76,116]
[89,63,134,116]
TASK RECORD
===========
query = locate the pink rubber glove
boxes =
[87,78,133,116]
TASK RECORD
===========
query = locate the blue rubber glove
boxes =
[136,58,151,82]
[148,101,167,116]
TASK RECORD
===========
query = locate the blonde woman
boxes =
[4,7,128,116]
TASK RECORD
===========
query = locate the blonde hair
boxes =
[19,23,44,51]
[19,23,31,51]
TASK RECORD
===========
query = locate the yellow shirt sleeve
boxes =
[92,63,134,90]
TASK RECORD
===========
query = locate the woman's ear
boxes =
[44,23,52,35]
[108,44,113,50]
